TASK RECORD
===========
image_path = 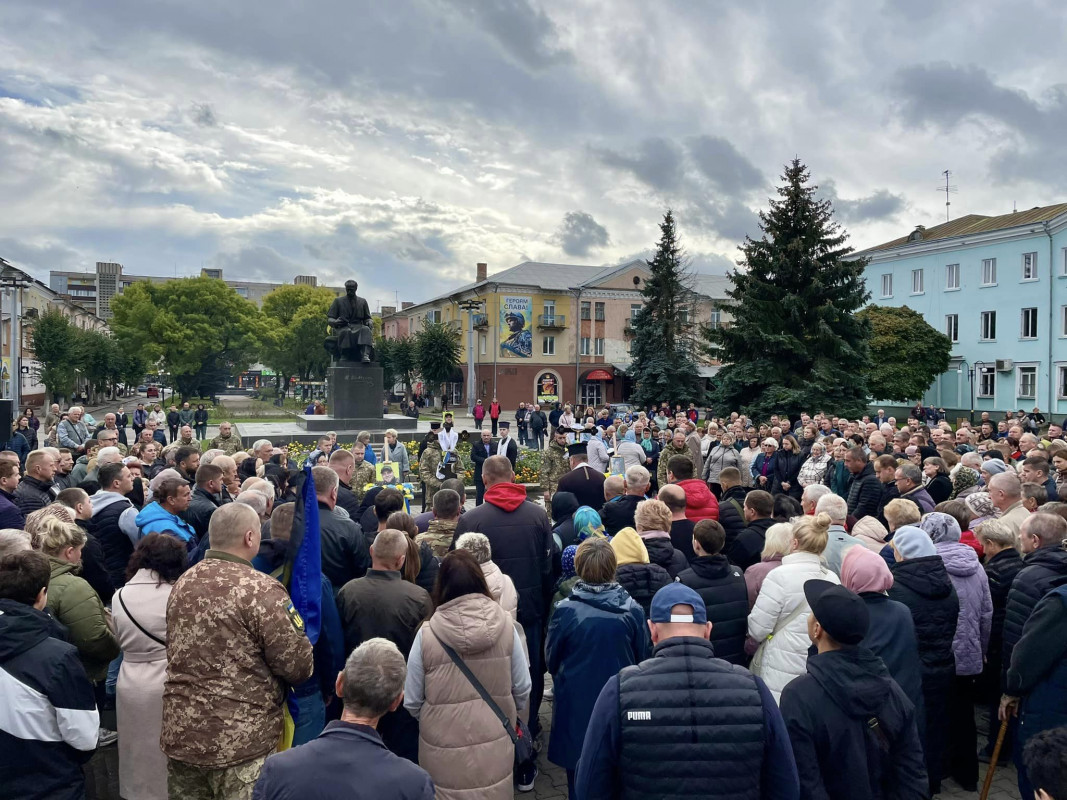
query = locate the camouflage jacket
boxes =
[657,442,694,489]
[352,461,376,501]
[417,518,458,558]
[540,441,569,497]
[419,443,442,485]
[161,551,313,768]
[209,434,243,456]
[176,436,199,450]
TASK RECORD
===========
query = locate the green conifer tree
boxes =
[627,210,705,408]
[706,159,871,419]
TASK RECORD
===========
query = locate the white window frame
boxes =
[630,303,641,320]
[580,381,602,407]
[1062,306,1067,337]
[581,301,591,320]
[911,268,924,294]
[579,337,591,356]
[945,263,960,290]
[1021,307,1038,340]
[542,300,556,321]
[479,334,487,355]
[1062,247,1067,277]
[1017,366,1037,400]
[679,308,690,324]
[945,314,958,343]
[1058,366,1067,400]
[980,310,996,341]
[542,336,555,356]
[709,308,721,329]
[881,273,893,298]
[982,258,997,286]
[594,337,605,356]
[978,366,996,399]
[1022,252,1038,282]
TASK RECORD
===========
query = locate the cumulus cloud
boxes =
[819,179,906,224]
[555,211,609,256]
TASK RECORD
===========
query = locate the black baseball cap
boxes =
[803,580,869,645]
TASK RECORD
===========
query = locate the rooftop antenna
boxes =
[938,170,958,222]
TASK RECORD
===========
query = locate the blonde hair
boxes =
[884,498,922,531]
[25,504,77,551]
[791,512,831,555]
[761,522,794,558]
[36,516,87,557]
[634,499,672,533]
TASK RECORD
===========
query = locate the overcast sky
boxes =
[2,0,1065,310]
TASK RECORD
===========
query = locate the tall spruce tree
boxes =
[628,210,705,408]
[706,159,871,419]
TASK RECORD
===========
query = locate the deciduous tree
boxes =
[857,305,951,403]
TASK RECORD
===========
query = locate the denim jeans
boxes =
[290,689,326,747]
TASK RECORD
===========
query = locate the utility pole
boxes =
[938,170,958,222]
[457,299,483,413]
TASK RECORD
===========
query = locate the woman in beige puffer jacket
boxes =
[405,551,531,800]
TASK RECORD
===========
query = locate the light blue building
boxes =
[853,202,1067,418]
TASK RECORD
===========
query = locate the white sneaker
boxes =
[97,728,118,748]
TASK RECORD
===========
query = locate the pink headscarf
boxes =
[840,545,894,594]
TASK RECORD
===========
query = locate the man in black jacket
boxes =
[0,551,100,800]
[313,466,370,593]
[600,465,648,536]
[470,428,493,505]
[727,489,775,570]
[716,467,748,554]
[452,455,552,741]
[844,447,883,521]
[328,449,362,518]
[660,484,695,562]
[14,451,56,517]
[676,520,747,665]
[780,580,927,800]
[1001,511,1067,677]
[184,463,224,541]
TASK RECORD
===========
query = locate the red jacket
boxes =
[676,478,719,523]
[489,402,501,420]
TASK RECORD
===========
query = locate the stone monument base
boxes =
[298,414,417,433]
[327,362,383,419]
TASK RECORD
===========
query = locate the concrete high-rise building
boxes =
[95,261,122,318]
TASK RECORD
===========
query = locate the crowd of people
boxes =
[2,399,1067,800]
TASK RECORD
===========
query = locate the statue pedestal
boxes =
[327,362,383,419]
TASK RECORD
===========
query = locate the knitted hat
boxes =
[610,527,649,566]
[851,516,889,548]
[981,459,1008,476]
[892,525,937,560]
[455,532,492,565]
[964,491,995,519]
[920,511,962,544]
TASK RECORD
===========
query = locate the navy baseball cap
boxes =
[649,583,708,624]
[803,580,869,645]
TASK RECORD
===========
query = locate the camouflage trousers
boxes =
[167,755,267,800]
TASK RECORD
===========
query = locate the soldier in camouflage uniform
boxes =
[161,503,313,800]
[540,427,571,505]
[418,433,444,509]
[208,421,244,456]
[415,486,462,557]
[176,424,199,451]
[657,429,695,490]
[351,442,377,501]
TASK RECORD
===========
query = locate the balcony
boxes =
[472,313,489,329]
[624,320,637,336]
[537,314,567,329]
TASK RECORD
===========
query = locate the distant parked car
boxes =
[137,385,148,393]
[146,386,160,398]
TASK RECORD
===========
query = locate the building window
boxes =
[580,382,602,407]
[581,301,591,320]
[580,337,591,356]
[945,314,958,343]
[630,304,641,320]
[543,300,556,321]
[1022,252,1038,281]
[1062,306,1067,337]
[881,274,893,298]
[1018,366,1037,399]
[542,336,555,356]
[709,308,721,329]
[979,366,996,398]
[1059,366,1067,400]
[911,269,924,294]
[1021,307,1038,339]
[447,382,463,406]
[980,310,996,341]
[1062,248,1067,277]
[945,263,960,290]
[594,337,605,356]
[235,287,248,298]
[982,258,997,286]
[479,334,486,355]
[428,309,441,323]
[594,302,605,321]
[679,308,690,324]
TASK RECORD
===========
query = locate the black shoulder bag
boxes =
[438,639,535,768]
[115,589,166,646]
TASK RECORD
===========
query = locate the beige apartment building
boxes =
[382,260,729,410]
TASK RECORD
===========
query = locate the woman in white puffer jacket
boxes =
[746,512,839,703]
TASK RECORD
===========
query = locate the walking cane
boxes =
[979,717,1010,800]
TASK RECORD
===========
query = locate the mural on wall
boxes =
[500,296,532,358]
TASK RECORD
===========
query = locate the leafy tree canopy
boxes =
[857,305,952,403]
[414,320,461,397]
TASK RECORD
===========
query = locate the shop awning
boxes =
[581,368,615,381]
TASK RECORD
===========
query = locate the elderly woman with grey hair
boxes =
[382,428,410,479]
[921,511,992,791]
[796,441,830,488]
[455,532,517,621]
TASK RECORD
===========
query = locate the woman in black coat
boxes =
[887,526,960,797]
[771,435,803,500]
[922,457,953,505]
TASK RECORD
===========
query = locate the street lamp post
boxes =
[0,265,30,415]
[457,299,483,414]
